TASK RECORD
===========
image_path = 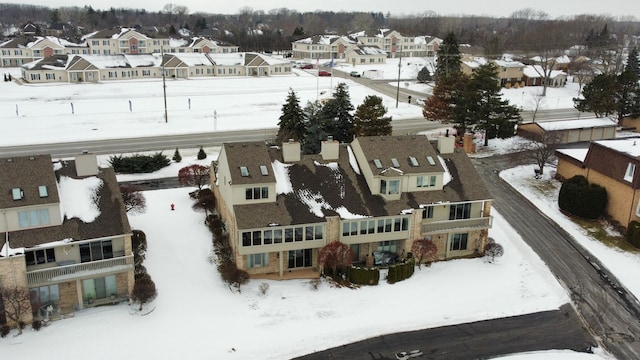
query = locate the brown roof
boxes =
[232,137,491,230]
[355,135,445,175]
[223,142,276,185]
[584,138,640,189]
[0,155,60,209]
[1,159,131,251]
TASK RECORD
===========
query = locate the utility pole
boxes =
[161,46,168,123]
[395,45,402,108]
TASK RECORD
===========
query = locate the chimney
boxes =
[75,152,99,176]
[437,135,455,154]
[463,133,476,154]
[282,139,301,162]
[321,136,339,160]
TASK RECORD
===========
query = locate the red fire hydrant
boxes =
[170,203,175,211]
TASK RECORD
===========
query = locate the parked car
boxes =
[349,71,361,77]
[301,64,314,69]
[395,350,423,359]
[318,70,331,77]
[416,98,426,105]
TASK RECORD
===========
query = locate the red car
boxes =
[318,70,331,77]
[301,64,314,69]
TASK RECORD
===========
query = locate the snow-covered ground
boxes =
[0,64,627,359]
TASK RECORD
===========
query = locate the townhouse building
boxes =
[0,154,134,325]
[556,137,640,230]
[211,135,493,279]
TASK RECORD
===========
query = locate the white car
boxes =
[395,349,423,359]
[416,98,426,105]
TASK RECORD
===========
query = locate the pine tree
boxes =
[417,66,432,83]
[321,83,354,143]
[172,148,182,162]
[435,32,462,82]
[573,73,618,118]
[627,47,640,77]
[353,95,392,137]
[197,146,207,160]
[276,88,306,143]
[423,72,467,122]
[302,124,327,154]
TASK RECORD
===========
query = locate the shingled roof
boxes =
[1,158,131,251]
[0,155,60,210]
[231,136,491,230]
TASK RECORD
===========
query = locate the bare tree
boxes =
[528,131,564,176]
[318,241,353,279]
[524,91,545,122]
[0,286,31,335]
[411,238,438,269]
[119,185,147,214]
[178,164,210,190]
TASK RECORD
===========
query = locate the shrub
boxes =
[386,259,415,284]
[347,266,380,285]
[172,148,182,162]
[131,273,157,310]
[558,175,607,219]
[626,221,640,248]
[0,324,10,338]
[18,321,26,330]
[484,242,505,263]
[258,282,270,296]
[32,320,42,331]
[131,230,147,268]
[108,152,171,174]
[197,146,207,160]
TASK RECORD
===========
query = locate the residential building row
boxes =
[1,27,239,68]
[20,51,292,84]
[556,137,640,231]
[461,56,569,88]
[211,135,493,279]
[0,153,134,326]
[291,29,442,65]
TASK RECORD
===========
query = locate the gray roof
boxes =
[231,136,491,230]
[356,135,445,175]
[0,155,60,209]
[224,142,276,185]
[1,158,131,251]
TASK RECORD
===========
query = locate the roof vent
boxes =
[6,158,13,163]
[29,156,36,160]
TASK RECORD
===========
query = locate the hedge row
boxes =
[627,221,640,249]
[386,259,415,284]
[347,266,380,285]
[108,152,171,174]
[558,175,607,219]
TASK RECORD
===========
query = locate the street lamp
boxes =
[161,46,168,123]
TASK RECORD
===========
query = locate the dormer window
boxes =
[12,187,23,200]
[391,158,400,168]
[624,163,636,182]
[260,165,268,176]
[240,166,249,177]
[373,159,383,169]
[38,185,48,198]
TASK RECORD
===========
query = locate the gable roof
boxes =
[1,159,131,250]
[347,44,386,56]
[229,136,491,231]
[584,137,640,188]
[355,135,445,175]
[223,142,276,185]
[0,155,60,210]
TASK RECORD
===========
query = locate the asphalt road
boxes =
[471,153,640,359]
[294,304,593,360]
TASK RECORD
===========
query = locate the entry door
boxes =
[83,275,117,300]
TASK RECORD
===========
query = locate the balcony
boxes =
[27,255,134,287]
[421,216,493,235]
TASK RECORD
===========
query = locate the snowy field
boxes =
[0,63,622,359]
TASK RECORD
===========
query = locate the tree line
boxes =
[1,3,639,54]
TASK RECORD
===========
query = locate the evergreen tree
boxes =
[302,124,327,154]
[435,32,462,82]
[417,66,432,83]
[455,63,520,145]
[172,148,182,162]
[615,66,640,122]
[423,72,467,122]
[276,88,306,143]
[197,146,207,160]
[574,73,618,118]
[627,47,640,77]
[353,95,392,137]
[321,83,354,143]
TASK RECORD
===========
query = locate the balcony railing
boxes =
[27,255,134,287]
[421,216,493,235]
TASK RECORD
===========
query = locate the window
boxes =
[380,179,400,195]
[422,206,434,219]
[29,284,60,308]
[30,74,41,81]
[449,203,471,220]
[142,70,151,76]
[624,163,636,182]
[247,253,269,268]
[417,176,437,188]
[83,275,117,300]
[45,73,55,80]
[377,240,397,253]
[450,233,468,251]
[25,248,56,266]
[240,166,249,176]
[18,209,50,228]
[12,187,23,200]
[79,240,113,263]
[245,186,268,200]
[288,249,312,268]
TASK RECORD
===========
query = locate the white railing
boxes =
[421,216,493,235]
[27,255,133,287]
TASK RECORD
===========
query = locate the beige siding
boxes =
[587,168,639,227]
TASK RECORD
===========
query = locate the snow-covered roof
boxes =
[523,65,567,78]
[556,148,589,162]
[535,117,617,131]
[209,52,245,66]
[594,138,640,158]
[170,53,215,67]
